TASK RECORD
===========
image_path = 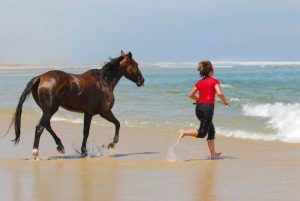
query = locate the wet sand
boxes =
[0,116,300,201]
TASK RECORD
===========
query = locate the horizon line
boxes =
[1,60,300,68]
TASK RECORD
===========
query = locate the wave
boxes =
[213,61,300,67]
[221,84,233,88]
[52,116,83,124]
[241,102,300,142]
[144,62,234,68]
[51,116,153,128]
[216,127,297,142]
[143,61,300,68]
[217,127,278,141]
[0,65,90,71]
[229,97,240,102]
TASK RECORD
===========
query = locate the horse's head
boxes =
[119,50,145,87]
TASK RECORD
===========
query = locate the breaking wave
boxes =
[221,102,300,143]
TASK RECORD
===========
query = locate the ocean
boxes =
[1,62,300,143]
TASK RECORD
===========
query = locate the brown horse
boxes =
[10,50,144,159]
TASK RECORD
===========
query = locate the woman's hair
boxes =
[198,60,213,77]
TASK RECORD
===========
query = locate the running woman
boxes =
[177,61,229,159]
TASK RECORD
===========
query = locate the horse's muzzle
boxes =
[137,78,145,87]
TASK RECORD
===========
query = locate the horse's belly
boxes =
[61,95,99,114]
[60,104,85,113]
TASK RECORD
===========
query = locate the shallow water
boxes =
[1,64,300,143]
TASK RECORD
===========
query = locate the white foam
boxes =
[213,61,300,67]
[221,84,233,88]
[144,62,234,68]
[143,61,300,68]
[229,97,240,102]
[216,127,283,141]
[234,102,300,143]
[52,116,83,124]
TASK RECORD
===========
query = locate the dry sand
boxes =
[0,116,300,201]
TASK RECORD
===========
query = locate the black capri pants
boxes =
[195,103,215,140]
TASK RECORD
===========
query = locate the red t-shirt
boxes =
[195,77,220,104]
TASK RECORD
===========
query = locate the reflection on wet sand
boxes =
[8,158,217,201]
[195,161,216,201]
[7,159,121,201]
[13,164,21,201]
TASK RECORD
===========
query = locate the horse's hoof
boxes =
[32,156,40,160]
[57,146,65,154]
[81,149,88,158]
[107,143,115,149]
[32,149,40,160]
[81,152,88,158]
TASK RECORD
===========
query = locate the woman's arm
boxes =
[214,84,229,105]
[188,87,199,102]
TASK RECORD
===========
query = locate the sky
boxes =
[0,0,299,65]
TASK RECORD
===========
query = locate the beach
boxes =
[0,65,300,201]
[1,115,300,201]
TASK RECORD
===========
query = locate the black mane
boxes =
[88,56,123,80]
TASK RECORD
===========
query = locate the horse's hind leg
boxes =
[45,122,65,154]
[81,113,92,157]
[32,112,53,160]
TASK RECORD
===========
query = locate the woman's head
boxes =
[197,60,214,77]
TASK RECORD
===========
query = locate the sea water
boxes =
[1,62,300,143]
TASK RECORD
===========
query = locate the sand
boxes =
[0,116,300,201]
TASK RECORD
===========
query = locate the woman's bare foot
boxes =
[211,152,221,160]
[177,129,184,144]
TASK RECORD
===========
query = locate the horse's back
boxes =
[40,70,72,81]
[37,70,72,91]
[32,70,71,108]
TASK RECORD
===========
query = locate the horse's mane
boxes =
[88,56,122,80]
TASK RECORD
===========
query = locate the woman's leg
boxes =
[177,129,198,143]
[207,123,221,159]
[177,105,203,143]
[207,140,221,159]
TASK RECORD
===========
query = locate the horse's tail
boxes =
[10,77,40,144]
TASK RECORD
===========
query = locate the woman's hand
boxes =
[215,84,229,106]
[224,99,230,106]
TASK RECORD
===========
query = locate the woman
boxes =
[177,60,229,159]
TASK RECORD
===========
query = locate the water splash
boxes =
[166,142,203,162]
[166,143,179,162]
[71,141,113,157]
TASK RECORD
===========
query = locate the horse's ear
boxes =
[121,50,126,56]
[128,52,132,59]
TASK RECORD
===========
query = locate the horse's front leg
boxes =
[100,110,120,149]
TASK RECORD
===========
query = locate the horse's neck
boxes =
[110,75,122,89]
[107,68,123,90]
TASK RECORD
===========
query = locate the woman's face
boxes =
[197,65,201,71]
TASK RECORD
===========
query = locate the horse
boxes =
[10,50,145,159]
